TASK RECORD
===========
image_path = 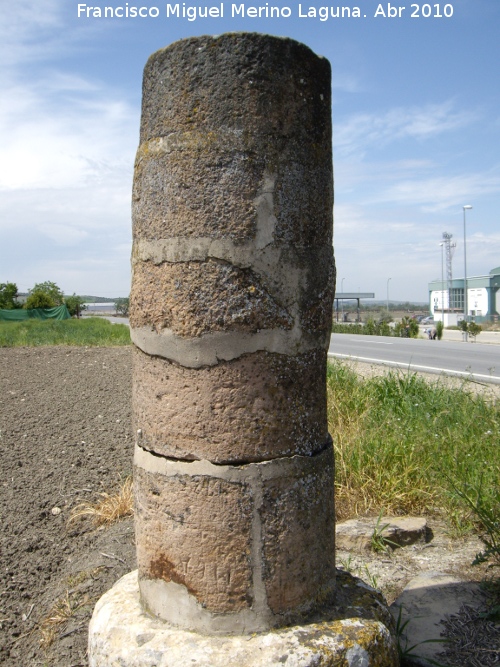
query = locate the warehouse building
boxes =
[428,266,500,325]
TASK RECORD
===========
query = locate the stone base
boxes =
[88,570,399,667]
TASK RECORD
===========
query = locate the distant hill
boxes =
[80,296,123,303]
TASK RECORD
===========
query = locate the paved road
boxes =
[91,314,500,384]
[328,333,500,384]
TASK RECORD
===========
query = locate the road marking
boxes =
[327,353,500,384]
[366,341,394,345]
[342,337,393,345]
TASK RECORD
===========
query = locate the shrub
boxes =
[468,322,482,339]
[436,320,444,340]
[25,291,56,309]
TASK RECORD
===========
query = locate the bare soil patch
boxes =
[1,346,135,667]
[0,347,494,666]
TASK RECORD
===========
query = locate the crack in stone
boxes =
[135,436,332,468]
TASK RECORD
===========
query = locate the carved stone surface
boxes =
[135,466,254,615]
[133,443,335,634]
[132,347,328,463]
[130,33,336,633]
[87,33,400,667]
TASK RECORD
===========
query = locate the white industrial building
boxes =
[428,266,500,325]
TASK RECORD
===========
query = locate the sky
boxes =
[1,0,499,302]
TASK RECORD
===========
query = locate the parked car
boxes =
[421,316,434,324]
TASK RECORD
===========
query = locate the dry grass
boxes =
[39,591,89,649]
[68,476,133,527]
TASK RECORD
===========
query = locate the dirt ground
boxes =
[0,346,496,666]
[1,346,135,667]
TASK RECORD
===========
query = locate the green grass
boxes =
[328,360,499,534]
[0,317,131,347]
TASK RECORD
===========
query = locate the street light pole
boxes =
[463,205,472,341]
[439,243,444,325]
[386,277,391,314]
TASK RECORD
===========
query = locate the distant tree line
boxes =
[1,280,131,318]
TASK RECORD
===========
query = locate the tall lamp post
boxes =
[463,205,472,340]
[439,242,444,325]
[386,277,391,314]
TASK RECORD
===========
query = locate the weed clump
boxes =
[68,477,133,527]
[327,360,499,534]
[39,590,90,649]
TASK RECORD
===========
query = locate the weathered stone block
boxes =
[336,516,430,552]
[132,136,263,242]
[132,347,329,463]
[133,444,336,633]
[133,33,333,249]
[139,34,331,146]
[130,258,293,336]
[261,445,335,615]
[134,465,253,615]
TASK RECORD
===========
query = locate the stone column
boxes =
[130,33,336,635]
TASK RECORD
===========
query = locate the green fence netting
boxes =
[0,305,71,321]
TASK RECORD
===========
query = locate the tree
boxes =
[25,281,64,309]
[25,291,56,309]
[467,322,482,340]
[458,320,481,340]
[65,294,87,318]
[114,297,129,317]
[0,282,19,309]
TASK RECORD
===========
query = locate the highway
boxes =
[98,315,500,384]
[328,333,500,384]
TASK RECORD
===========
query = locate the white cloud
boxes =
[0,73,137,192]
[374,169,500,211]
[0,3,137,286]
[0,0,66,68]
[332,73,364,95]
[335,100,476,157]
[38,223,89,246]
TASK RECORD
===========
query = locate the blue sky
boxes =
[1,0,499,302]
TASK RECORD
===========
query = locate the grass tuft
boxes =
[68,477,133,527]
[39,591,90,650]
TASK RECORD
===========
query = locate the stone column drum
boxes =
[130,33,336,635]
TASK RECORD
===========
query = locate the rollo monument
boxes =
[88,33,398,666]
